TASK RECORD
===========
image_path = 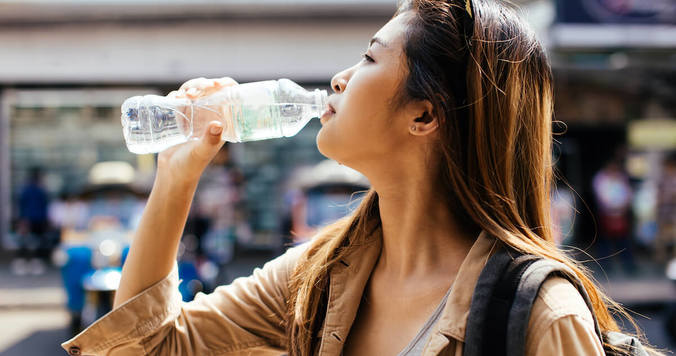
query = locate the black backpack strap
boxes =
[483,254,541,356]
[508,259,654,356]
[463,247,513,356]
[464,248,605,356]
[464,247,539,356]
[466,247,653,356]
[504,258,604,355]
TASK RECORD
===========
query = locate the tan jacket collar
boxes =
[437,230,496,340]
[317,228,383,355]
[318,229,496,354]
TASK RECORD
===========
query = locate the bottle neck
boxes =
[314,89,328,108]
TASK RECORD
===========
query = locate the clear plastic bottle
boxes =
[120,79,328,154]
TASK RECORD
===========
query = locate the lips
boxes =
[320,103,336,123]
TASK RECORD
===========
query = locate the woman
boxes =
[62,0,653,355]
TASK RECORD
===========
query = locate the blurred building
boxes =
[0,0,673,252]
[0,0,397,250]
[547,0,676,249]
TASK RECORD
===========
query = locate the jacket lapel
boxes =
[315,229,497,355]
[317,228,383,355]
[424,231,497,355]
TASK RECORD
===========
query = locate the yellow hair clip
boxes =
[465,0,473,18]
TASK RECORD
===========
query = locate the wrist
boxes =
[153,171,198,196]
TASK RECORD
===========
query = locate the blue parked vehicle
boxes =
[54,228,130,334]
[52,161,208,335]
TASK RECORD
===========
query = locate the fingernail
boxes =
[210,125,223,135]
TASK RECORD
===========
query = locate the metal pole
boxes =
[0,89,10,252]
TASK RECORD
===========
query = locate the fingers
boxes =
[192,121,225,161]
[178,77,207,93]
[176,77,208,100]
[206,121,224,144]
[175,77,238,100]
[186,87,200,99]
[214,77,238,88]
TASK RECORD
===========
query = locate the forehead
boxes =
[371,12,412,52]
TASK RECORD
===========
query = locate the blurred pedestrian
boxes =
[12,167,51,275]
[186,144,247,265]
[592,157,636,274]
[551,185,576,246]
[48,189,89,233]
[655,152,676,263]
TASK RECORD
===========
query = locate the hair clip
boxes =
[462,0,475,48]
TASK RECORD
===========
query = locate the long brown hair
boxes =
[285,1,657,355]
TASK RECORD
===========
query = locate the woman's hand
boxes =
[158,77,238,188]
[168,76,238,100]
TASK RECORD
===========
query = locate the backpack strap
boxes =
[463,246,513,356]
[483,254,541,356]
[464,247,540,356]
[464,247,604,356]
[504,258,604,355]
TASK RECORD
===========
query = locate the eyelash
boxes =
[361,53,374,63]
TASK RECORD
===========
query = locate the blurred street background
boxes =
[0,0,674,355]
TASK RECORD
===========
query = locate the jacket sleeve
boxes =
[61,243,309,356]
[530,315,605,355]
[525,277,605,356]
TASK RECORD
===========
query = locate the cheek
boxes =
[316,112,376,163]
[316,69,403,162]
[316,103,401,164]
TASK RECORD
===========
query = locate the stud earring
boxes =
[411,125,417,131]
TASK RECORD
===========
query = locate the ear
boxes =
[407,99,439,136]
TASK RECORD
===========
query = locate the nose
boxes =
[330,69,350,94]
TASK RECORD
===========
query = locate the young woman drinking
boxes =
[63,1,657,355]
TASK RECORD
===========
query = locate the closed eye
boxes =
[361,53,375,63]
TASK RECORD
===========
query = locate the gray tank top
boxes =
[396,284,453,356]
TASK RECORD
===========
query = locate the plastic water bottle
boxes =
[120,79,328,154]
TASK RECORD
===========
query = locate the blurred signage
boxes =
[628,119,676,150]
[555,0,676,24]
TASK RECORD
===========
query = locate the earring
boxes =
[411,125,417,131]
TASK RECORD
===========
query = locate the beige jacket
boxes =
[62,230,605,356]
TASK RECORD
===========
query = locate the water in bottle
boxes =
[120,79,328,154]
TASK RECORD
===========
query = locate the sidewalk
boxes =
[601,277,675,306]
[0,263,65,309]
[0,262,69,356]
[581,251,676,307]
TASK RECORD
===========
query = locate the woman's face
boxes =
[316,13,424,175]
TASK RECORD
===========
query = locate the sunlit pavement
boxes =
[0,308,70,356]
[0,263,69,356]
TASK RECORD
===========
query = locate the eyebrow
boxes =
[368,37,389,48]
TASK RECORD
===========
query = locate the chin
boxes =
[316,129,335,161]
[315,126,365,172]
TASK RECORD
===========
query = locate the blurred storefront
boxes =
[548,0,676,259]
[1,0,673,256]
[0,0,396,251]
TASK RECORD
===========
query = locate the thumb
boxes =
[194,121,225,159]
[206,121,224,145]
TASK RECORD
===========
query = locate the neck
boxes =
[372,177,476,283]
